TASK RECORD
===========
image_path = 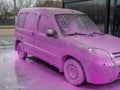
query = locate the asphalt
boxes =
[1,38,120,90]
[0,29,14,38]
[0,38,14,50]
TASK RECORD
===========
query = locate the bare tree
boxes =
[34,0,47,7]
[56,0,61,7]
[9,0,33,15]
[0,0,9,24]
[34,0,62,7]
[17,0,32,9]
[16,0,33,12]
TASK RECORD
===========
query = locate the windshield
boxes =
[56,14,102,36]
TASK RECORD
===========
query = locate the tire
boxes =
[17,43,27,59]
[64,59,85,85]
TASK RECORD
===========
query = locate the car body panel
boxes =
[65,34,120,53]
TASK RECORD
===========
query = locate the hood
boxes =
[67,34,120,53]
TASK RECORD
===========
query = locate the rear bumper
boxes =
[86,60,120,84]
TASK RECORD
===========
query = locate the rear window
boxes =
[24,13,37,30]
[17,13,27,28]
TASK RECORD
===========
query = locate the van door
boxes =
[34,15,59,66]
[22,13,38,55]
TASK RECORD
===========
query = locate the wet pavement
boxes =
[0,38,14,46]
[1,40,120,90]
[0,29,14,38]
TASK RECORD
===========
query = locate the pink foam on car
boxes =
[15,8,120,85]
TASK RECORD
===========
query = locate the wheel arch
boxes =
[15,40,21,50]
[60,55,87,82]
[60,55,85,73]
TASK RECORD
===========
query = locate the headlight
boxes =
[89,48,112,61]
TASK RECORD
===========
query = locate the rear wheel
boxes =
[17,43,27,59]
[64,59,85,85]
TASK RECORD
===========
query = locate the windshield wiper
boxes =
[92,32,105,35]
[65,33,87,36]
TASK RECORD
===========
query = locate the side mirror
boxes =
[47,29,57,38]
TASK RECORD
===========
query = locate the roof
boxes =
[20,7,85,15]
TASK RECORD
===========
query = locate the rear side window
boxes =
[24,13,38,30]
[17,13,27,28]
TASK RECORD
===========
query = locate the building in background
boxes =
[63,0,120,36]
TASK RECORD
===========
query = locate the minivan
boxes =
[15,8,120,85]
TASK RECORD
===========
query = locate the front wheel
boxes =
[17,43,27,59]
[64,59,85,85]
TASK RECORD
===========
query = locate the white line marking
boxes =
[1,40,9,44]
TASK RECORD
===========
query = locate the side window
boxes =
[17,13,27,28]
[24,13,37,30]
[39,15,55,34]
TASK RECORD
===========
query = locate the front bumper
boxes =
[86,60,120,84]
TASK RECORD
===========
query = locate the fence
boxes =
[0,19,15,25]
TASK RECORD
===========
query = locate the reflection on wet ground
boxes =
[0,48,120,90]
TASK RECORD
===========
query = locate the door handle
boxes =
[31,32,34,36]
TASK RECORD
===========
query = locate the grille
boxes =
[112,52,120,58]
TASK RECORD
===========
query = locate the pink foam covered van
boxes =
[15,8,120,85]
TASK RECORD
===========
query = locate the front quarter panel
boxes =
[57,38,90,72]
